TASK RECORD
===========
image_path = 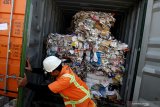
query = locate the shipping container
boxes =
[0,0,26,98]
[0,0,160,107]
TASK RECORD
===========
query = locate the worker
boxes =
[18,56,96,107]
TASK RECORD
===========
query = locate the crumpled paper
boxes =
[73,11,115,42]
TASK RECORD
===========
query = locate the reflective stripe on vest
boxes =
[60,93,69,99]
[61,73,91,107]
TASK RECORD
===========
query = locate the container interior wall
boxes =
[26,0,142,101]
[125,0,148,101]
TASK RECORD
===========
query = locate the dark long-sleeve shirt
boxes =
[26,82,52,93]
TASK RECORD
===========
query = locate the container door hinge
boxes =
[6,74,17,79]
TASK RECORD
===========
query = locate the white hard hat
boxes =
[43,56,62,72]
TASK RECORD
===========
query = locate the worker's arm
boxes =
[26,82,52,93]
[17,75,52,93]
[48,76,71,93]
[18,74,71,93]
[26,77,71,94]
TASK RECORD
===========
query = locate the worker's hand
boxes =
[25,58,32,72]
[17,74,28,87]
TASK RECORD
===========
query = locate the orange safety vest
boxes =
[48,65,96,107]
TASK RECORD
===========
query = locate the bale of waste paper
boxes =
[45,11,129,102]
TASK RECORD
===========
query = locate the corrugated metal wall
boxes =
[124,0,148,101]
[133,0,160,106]
[27,0,63,68]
